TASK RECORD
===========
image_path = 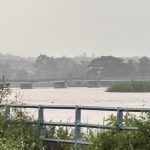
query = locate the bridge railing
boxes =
[0,104,150,150]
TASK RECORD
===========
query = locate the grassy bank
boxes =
[107,81,150,92]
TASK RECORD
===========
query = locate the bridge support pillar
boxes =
[53,81,67,88]
[20,83,33,89]
[88,80,100,88]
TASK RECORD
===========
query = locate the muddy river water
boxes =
[8,87,150,124]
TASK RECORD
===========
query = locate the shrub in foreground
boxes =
[0,109,41,150]
[82,113,150,150]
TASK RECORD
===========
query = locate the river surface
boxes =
[9,87,150,124]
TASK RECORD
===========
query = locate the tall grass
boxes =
[107,81,150,92]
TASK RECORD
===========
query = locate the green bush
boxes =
[0,108,75,150]
[107,81,150,92]
[82,113,150,150]
[44,126,74,150]
[0,109,41,150]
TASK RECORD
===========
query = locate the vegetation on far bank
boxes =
[1,53,150,81]
[107,81,150,92]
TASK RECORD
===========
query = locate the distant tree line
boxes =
[0,53,150,80]
[89,56,150,80]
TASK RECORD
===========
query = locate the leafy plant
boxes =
[0,76,11,103]
[0,109,41,150]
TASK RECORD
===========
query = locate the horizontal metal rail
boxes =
[1,104,150,150]
[1,104,150,111]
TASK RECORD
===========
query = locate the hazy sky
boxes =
[0,0,150,57]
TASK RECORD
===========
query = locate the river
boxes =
[8,87,150,124]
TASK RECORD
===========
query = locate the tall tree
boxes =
[89,56,134,79]
[138,57,150,79]
[35,54,58,79]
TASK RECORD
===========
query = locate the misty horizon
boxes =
[1,51,150,59]
[0,0,150,57]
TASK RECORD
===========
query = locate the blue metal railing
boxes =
[0,104,150,150]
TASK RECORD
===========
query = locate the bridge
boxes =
[5,78,132,83]
[3,78,135,89]
[2,77,150,89]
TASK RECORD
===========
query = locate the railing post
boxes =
[117,107,123,131]
[75,105,81,150]
[38,105,44,150]
[5,105,10,120]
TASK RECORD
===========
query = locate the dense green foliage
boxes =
[83,113,150,150]
[107,81,150,92]
[0,109,41,150]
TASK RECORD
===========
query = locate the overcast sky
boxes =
[0,0,150,57]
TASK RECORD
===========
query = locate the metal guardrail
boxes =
[0,104,150,150]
